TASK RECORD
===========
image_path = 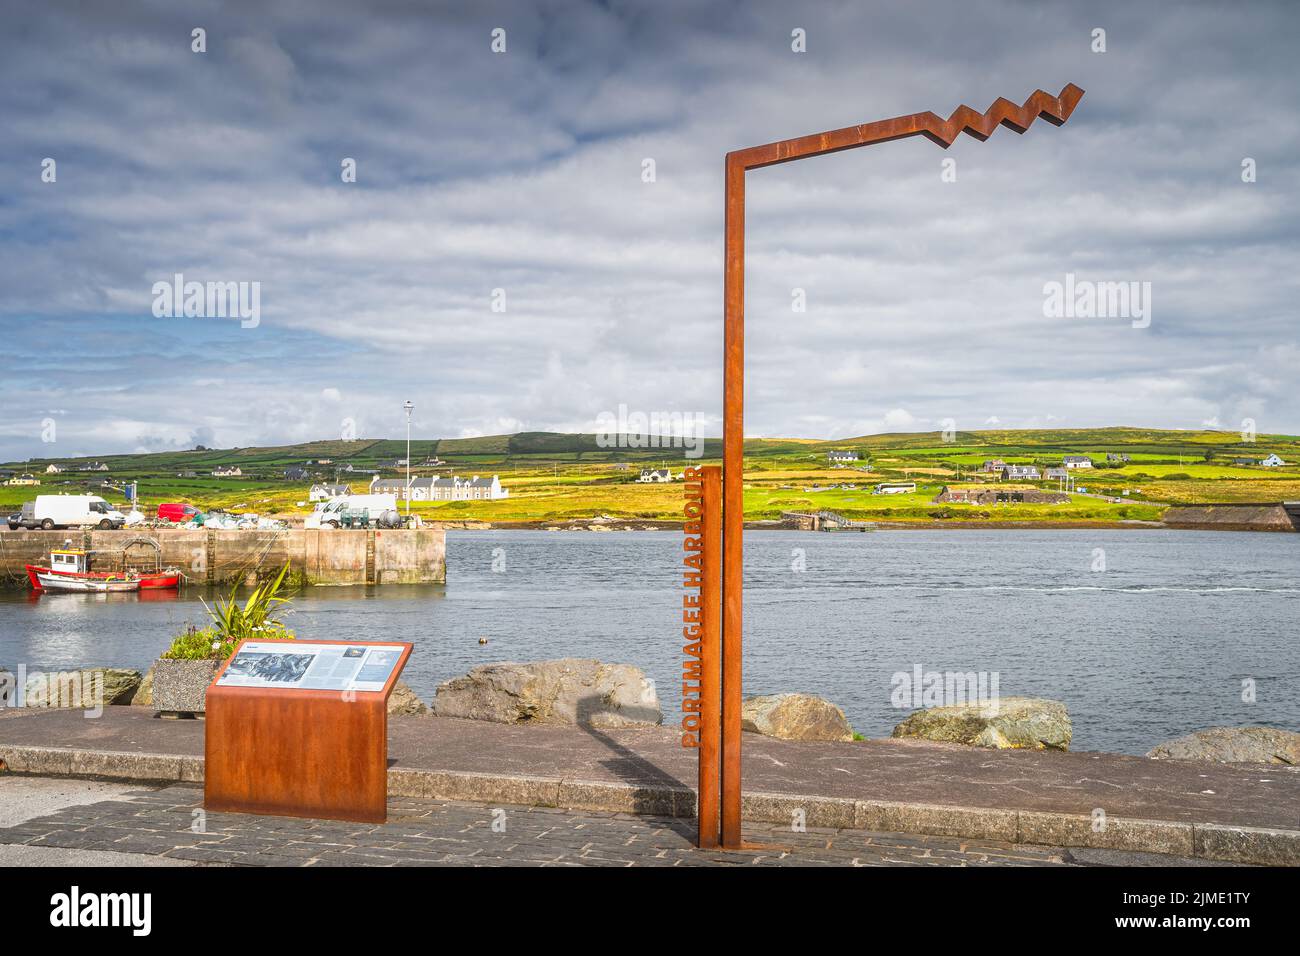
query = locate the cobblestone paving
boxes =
[0,783,1088,867]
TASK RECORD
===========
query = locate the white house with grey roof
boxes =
[309,482,352,502]
[370,474,509,501]
[1001,464,1041,480]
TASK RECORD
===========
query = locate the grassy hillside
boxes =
[3,427,1297,523]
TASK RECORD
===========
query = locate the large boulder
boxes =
[387,680,428,716]
[132,665,156,707]
[431,659,662,728]
[1147,726,1300,765]
[1,668,142,708]
[741,693,854,742]
[892,697,1071,751]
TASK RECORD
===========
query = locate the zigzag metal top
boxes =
[732,83,1084,170]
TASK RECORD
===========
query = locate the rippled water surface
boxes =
[2,529,1297,754]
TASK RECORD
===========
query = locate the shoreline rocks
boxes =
[1147,726,1300,765]
[741,693,854,742]
[892,697,1071,751]
[432,659,662,728]
[387,680,428,716]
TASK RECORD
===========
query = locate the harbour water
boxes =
[2,529,1296,755]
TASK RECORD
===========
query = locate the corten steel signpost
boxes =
[705,84,1084,850]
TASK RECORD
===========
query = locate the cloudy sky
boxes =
[1,0,1297,461]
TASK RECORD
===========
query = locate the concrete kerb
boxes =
[2,744,1295,864]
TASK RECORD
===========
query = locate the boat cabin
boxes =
[49,549,89,573]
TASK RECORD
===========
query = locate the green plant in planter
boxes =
[162,563,297,662]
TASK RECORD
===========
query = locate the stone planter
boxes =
[151,659,222,717]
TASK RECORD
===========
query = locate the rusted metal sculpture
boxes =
[711,84,1084,849]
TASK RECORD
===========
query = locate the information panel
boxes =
[215,641,406,693]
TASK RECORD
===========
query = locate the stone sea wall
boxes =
[0,527,446,586]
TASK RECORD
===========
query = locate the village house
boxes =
[638,468,673,483]
[283,467,310,481]
[1001,464,1041,480]
[309,482,352,502]
[176,470,198,478]
[1044,466,1069,480]
[371,475,509,501]
[44,463,63,473]
[1106,452,1131,463]
[1062,455,1093,469]
[77,461,109,472]
[5,474,39,486]
[827,450,859,463]
[1261,454,1286,467]
[212,466,242,477]
[1232,457,1258,466]
[980,459,1006,473]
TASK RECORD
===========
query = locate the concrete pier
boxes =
[0,528,446,586]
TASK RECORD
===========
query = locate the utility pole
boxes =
[403,400,414,515]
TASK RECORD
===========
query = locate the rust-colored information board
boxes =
[204,639,412,824]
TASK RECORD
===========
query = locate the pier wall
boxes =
[1163,504,1298,532]
[0,528,446,587]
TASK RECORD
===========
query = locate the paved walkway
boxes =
[0,777,1215,867]
[2,707,1296,863]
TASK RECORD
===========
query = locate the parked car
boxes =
[156,502,201,523]
[6,510,23,530]
[24,495,126,530]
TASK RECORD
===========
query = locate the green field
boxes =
[2,427,1297,524]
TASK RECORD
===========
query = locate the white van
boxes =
[25,495,127,530]
[304,494,399,529]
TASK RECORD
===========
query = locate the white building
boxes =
[827,450,859,463]
[1062,456,1093,469]
[370,475,509,501]
[1261,454,1286,467]
[309,483,352,502]
[212,466,242,477]
[638,468,673,483]
[45,463,63,474]
[1001,465,1041,480]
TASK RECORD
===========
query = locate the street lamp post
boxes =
[403,400,414,515]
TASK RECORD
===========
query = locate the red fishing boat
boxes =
[25,540,183,594]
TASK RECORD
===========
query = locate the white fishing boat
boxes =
[32,568,140,593]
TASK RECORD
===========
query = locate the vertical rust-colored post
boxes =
[716,84,1082,853]
[721,155,745,848]
[698,465,722,847]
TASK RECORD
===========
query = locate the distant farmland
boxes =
[3,427,1298,525]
